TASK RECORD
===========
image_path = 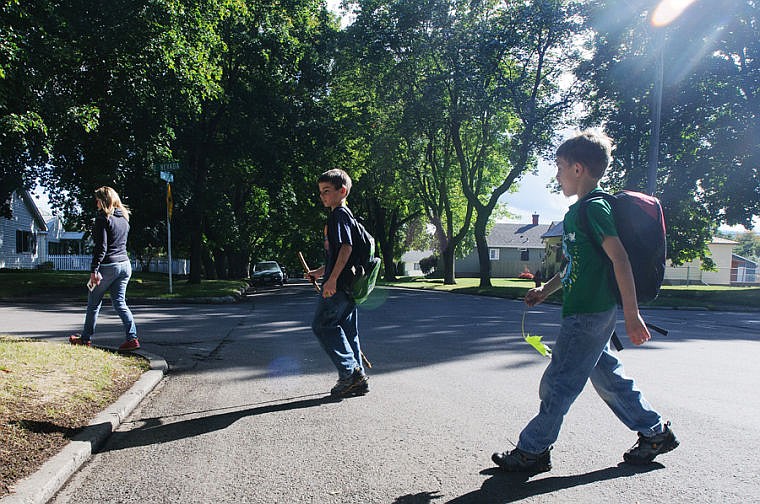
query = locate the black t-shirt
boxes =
[324,206,354,290]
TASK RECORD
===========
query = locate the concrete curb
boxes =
[1,349,168,504]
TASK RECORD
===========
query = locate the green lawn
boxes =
[1,270,757,310]
[0,270,248,301]
[379,276,760,310]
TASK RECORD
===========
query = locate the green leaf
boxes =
[524,333,552,358]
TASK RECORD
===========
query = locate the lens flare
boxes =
[651,0,697,27]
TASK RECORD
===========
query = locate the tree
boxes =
[451,0,586,287]
[580,0,760,265]
[345,0,479,284]
[733,231,760,260]
[329,25,424,280]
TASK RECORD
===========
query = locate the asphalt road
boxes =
[2,284,759,503]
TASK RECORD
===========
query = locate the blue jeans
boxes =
[311,290,362,379]
[81,261,137,342]
[517,308,662,454]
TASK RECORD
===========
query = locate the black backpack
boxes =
[579,190,669,348]
[339,207,381,304]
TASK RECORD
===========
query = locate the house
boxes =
[456,214,550,278]
[0,190,85,269]
[399,249,435,277]
[540,220,564,278]
[664,237,737,286]
[0,190,50,269]
[45,213,85,255]
[731,254,757,284]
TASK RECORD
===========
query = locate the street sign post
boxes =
[155,161,180,294]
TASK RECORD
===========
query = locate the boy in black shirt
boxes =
[306,169,369,398]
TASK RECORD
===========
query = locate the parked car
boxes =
[251,261,285,287]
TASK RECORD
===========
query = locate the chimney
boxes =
[532,214,539,226]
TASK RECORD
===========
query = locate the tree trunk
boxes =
[202,246,216,280]
[475,212,492,288]
[381,238,396,281]
[188,153,207,284]
[189,224,203,284]
[441,243,456,285]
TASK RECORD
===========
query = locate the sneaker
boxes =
[348,378,370,397]
[623,421,679,465]
[68,334,91,347]
[118,338,140,351]
[491,447,552,473]
[330,368,368,397]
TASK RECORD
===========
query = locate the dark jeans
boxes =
[311,290,362,379]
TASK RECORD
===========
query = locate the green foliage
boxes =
[2,0,755,281]
[732,231,760,260]
[418,254,439,276]
[580,0,759,264]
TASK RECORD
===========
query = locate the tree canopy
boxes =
[1,0,757,281]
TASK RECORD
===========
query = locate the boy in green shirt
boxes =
[492,131,678,473]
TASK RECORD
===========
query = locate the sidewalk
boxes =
[1,349,168,504]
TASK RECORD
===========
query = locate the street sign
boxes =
[160,171,174,182]
[154,161,180,173]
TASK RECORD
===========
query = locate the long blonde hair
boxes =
[95,186,130,221]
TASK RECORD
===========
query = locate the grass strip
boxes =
[0,336,148,496]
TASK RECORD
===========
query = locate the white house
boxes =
[0,190,85,269]
[399,249,435,277]
[0,190,50,269]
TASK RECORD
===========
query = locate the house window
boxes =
[413,262,421,271]
[16,230,36,254]
[489,248,499,260]
[520,249,530,261]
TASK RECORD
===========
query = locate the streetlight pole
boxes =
[647,33,664,196]
[647,0,697,195]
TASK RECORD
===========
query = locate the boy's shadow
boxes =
[447,463,665,503]
[99,394,339,452]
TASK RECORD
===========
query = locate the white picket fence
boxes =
[48,255,189,275]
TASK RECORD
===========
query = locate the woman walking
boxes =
[69,186,140,351]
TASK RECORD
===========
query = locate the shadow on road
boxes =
[445,463,664,503]
[100,393,338,452]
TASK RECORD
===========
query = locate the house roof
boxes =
[732,253,758,266]
[19,190,48,232]
[487,223,551,249]
[401,250,435,262]
[711,237,738,245]
[541,221,563,239]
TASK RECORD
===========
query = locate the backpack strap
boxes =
[610,323,669,351]
[578,190,616,255]
[333,205,361,269]
[579,191,623,350]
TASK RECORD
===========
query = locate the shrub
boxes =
[419,254,439,276]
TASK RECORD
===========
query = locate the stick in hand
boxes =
[298,251,320,293]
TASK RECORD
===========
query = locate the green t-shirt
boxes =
[560,187,619,317]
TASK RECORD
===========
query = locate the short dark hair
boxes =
[556,130,613,179]
[318,169,352,194]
